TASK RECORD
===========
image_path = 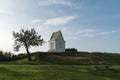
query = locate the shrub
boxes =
[65,48,78,52]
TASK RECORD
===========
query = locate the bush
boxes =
[65,48,78,52]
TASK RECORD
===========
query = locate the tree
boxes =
[13,28,44,61]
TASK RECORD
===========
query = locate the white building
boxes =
[48,30,65,52]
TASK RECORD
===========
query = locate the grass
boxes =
[0,52,119,80]
[0,52,118,65]
[34,52,120,65]
[0,65,119,80]
[0,52,119,66]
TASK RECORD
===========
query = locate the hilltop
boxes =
[11,52,120,65]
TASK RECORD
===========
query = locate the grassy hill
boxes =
[0,52,120,80]
[9,52,120,65]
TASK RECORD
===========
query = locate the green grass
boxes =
[1,52,117,65]
[0,53,119,80]
[34,52,120,65]
[0,65,119,80]
[0,52,120,65]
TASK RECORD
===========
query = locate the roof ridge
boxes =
[50,30,60,40]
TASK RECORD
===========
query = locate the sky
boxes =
[0,0,120,54]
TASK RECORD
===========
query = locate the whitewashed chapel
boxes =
[48,30,65,52]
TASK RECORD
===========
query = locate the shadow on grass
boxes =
[89,68,120,80]
[0,67,31,77]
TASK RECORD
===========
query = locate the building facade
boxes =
[48,30,65,52]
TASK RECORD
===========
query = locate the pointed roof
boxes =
[50,31,60,40]
[49,30,65,41]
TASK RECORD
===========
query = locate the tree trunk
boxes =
[26,47,32,61]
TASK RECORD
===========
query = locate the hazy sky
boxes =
[0,0,120,53]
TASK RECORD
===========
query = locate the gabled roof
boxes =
[49,30,65,41]
[50,31,60,40]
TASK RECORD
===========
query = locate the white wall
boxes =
[55,33,65,52]
[49,40,56,52]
